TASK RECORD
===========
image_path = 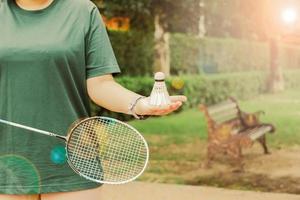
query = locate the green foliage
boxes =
[108,30,154,76]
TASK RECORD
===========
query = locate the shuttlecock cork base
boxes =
[149,72,171,106]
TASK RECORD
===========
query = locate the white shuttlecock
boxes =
[149,72,171,106]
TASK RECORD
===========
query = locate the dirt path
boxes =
[141,138,300,194]
[245,145,300,178]
[102,182,300,200]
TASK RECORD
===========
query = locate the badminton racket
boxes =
[0,116,149,184]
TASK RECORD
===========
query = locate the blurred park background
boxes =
[91,0,300,195]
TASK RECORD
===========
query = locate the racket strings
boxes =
[68,122,103,180]
[95,120,145,181]
[67,118,148,183]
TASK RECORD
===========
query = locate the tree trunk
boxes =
[153,13,170,76]
[198,0,206,38]
[267,37,285,92]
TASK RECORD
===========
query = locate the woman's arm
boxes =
[87,74,187,116]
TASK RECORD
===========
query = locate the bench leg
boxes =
[227,142,244,172]
[202,143,216,168]
[258,135,270,154]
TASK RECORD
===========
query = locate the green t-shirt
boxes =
[0,0,120,194]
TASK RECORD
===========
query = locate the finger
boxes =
[150,106,172,115]
[173,101,182,108]
[169,103,181,112]
[153,110,172,116]
[154,104,181,115]
[162,107,179,115]
[151,109,168,115]
[147,101,182,115]
[170,95,187,102]
[151,104,171,111]
[160,102,182,111]
[146,104,165,112]
[161,102,181,111]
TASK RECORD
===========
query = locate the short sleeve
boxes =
[85,7,120,79]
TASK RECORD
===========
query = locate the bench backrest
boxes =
[200,98,242,127]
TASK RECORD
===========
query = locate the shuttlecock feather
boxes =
[149,72,171,106]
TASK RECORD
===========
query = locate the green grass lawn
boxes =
[131,89,300,190]
[130,89,300,147]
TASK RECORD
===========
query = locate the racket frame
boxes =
[65,116,149,184]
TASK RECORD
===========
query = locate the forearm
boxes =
[87,75,142,114]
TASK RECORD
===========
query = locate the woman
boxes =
[0,0,186,199]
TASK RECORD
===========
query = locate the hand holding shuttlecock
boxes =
[134,72,187,116]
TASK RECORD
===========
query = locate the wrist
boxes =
[128,96,147,120]
[134,97,144,115]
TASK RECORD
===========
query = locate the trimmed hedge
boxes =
[283,70,300,89]
[171,34,300,74]
[91,70,300,120]
[170,34,269,74]
[108,31,300,76]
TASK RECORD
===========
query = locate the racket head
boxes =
[65,116,149,184]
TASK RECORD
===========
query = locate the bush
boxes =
[91,71,300,120]
[178,72,267,107]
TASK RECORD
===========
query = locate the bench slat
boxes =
[247,126,272,140]
[212,109,239,124]
[208,100,237,115]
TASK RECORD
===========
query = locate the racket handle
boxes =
[0,119,66,141]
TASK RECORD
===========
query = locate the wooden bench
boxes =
[199,97,275,171]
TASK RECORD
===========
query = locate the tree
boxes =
[198,0,206,38]
[263,0,293,92]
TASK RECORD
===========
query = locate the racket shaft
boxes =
[0,118,65,140]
